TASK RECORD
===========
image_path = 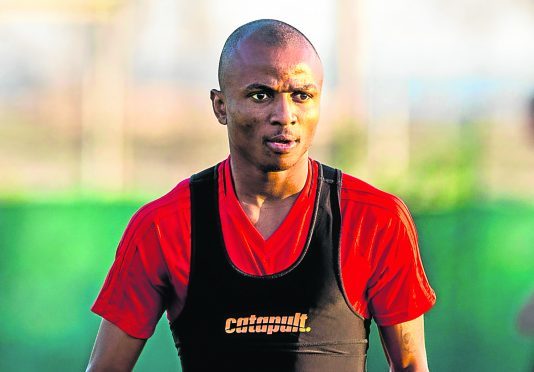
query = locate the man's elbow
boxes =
[86,361,130,372]
[86,361,107,372]
[389,360,430,372]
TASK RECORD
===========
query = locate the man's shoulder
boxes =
[340,171,413,227]
[129,161,223,228]
[129,178,191,230]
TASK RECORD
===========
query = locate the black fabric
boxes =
[171,162,370,372]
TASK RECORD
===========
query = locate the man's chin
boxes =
[259,164,286,172]
[259,157,300,173]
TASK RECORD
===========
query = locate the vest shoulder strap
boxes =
[190,164,218,184]
[319,163,341,186]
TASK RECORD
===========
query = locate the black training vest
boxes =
[171,163,370,372]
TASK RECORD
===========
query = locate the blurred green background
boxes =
[1,198,533,371]
[1,0,534,371]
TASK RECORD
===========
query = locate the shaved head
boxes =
[218,19,320,91]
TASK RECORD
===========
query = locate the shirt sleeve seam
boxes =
[91,301,154,339]
[373,293,437,326]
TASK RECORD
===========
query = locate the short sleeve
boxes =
[367,209,436,326]
[91,207,169,339]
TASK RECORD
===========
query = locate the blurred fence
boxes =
[2,0,534,200]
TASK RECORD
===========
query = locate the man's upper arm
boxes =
[86,319,147,372]
[378,315,429,372]
[91,205,170,339]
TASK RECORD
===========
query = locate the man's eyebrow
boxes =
[244,83,318,92]
[297,84,318,92]
[244,83,274,92]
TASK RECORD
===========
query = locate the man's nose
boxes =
[270,94,297,126]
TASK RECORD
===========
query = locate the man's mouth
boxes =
[265,134,299,153]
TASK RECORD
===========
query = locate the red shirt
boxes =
[92,158,436,339]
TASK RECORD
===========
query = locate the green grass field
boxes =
[1,200,533,371]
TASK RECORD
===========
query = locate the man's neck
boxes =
[229,155,309,208]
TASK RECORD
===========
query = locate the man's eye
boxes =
[251,93,269,101]
[294,92,311,101]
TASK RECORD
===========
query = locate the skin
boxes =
[86,319,145,372]
[210,35,323,238]
[379,315,430,371]
[87,31,430,371]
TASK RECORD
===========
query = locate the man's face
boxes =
[212,37,323,172]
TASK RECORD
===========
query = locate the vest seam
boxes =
[335,169,366,321]
[176,340,369,347]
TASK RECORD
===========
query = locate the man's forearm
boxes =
[379,315,430,372]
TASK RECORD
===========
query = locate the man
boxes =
[87,19,436,372]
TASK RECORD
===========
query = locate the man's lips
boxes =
[264,134,299,153]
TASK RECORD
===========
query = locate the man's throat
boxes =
[239,195,299,240]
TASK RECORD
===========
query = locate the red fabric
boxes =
[219,158,317,275]
[92,158,436,339]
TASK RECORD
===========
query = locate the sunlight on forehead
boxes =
[289,63,317,77]
[277,65,321,91]
[241,64,321,93]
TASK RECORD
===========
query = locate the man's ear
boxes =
[210,89,227,125]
